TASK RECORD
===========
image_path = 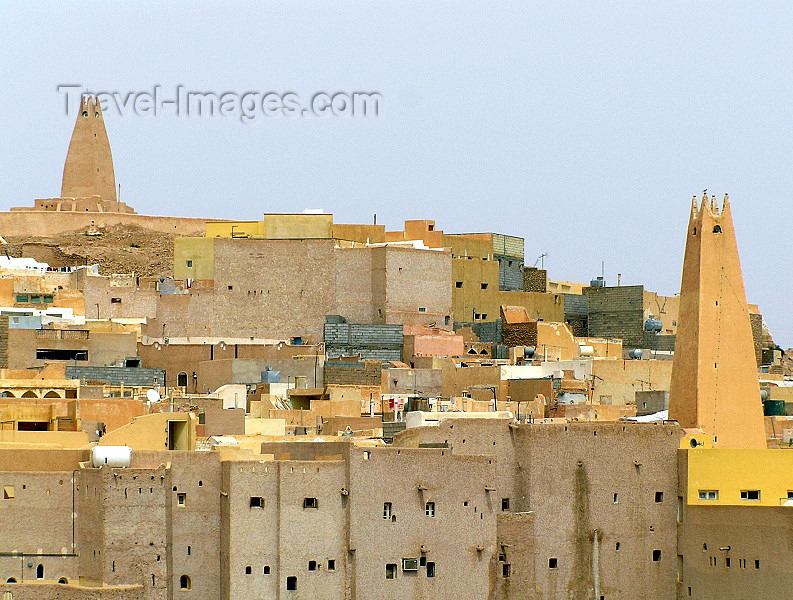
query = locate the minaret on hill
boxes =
[668,193,766,449]
[61,95,117,202]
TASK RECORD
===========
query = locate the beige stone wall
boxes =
[348,446,498,600]
[82,275,159,322]
[0,211,208,237]
[677,504,793,598]
[6,328,138,370]
[221,458,347,600]
[399,419,680,599]
[591,359,673,406]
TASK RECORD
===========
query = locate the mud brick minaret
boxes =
[668,193,766,449]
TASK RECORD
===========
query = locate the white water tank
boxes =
[578,345,595,357]
[91,446,132,468]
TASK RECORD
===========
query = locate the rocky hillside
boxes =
[3,224,190,277]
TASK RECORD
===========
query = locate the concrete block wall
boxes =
[66,365,165,386]
[563,294,588,337]
[643,332,676,352]
[495,254,524,291]
[454,319,503,344]
[563,294,588,318]
[324,323,403,362]
[585,285,644,349]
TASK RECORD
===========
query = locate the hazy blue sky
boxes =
[2,2,792,345]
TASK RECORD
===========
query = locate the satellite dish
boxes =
[146,389,161,403]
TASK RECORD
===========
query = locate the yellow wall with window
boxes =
[174,237,215,280]
[686,448,793,506]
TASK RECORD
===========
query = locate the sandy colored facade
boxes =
[137,339,323,391]
[0,419,703,600]
[669,195,766,449]
[590,358,673,406]
[402,325,464,362]
[162,238,452,342]
[5,327,137,370]
[643,290,679,336]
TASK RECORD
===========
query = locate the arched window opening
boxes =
[177,372,188,388]
[180,574,191,590]
[36,564,44,579]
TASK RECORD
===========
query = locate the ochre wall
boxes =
[0,210,208,237]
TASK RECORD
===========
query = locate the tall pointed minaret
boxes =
[668,193,766,449]
[61,95,117,201]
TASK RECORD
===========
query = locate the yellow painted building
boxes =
[684,448,793,506]
[205,213,333,240]
[174,237,215,280]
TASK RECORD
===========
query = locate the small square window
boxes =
[402,558,418,571]
[303,497,318,509]
[308,560,317,571]
[655,492,664,503]
[426,562,435,577]
[455,282,463,288]
[110,297,122,303]
[418,307,427,313]
[286,575,297,590]
[652,550,662,562]
[327,560,335,571]
[186,260,193,267]
[425,501,435,517]
[385,564,397,579]
[250,496,264,508]
[501,498,510,511]
[481,314,487,320]
[176,493,186,506]
[15,295,28,303]
[548,558,558,569]
[43,295,53,303]
[3,486,14,499]
[245,566,252,575]
[481,283,488,290]
[263,566,270,574]
[498,553,506,562]
[698,490,718,500]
